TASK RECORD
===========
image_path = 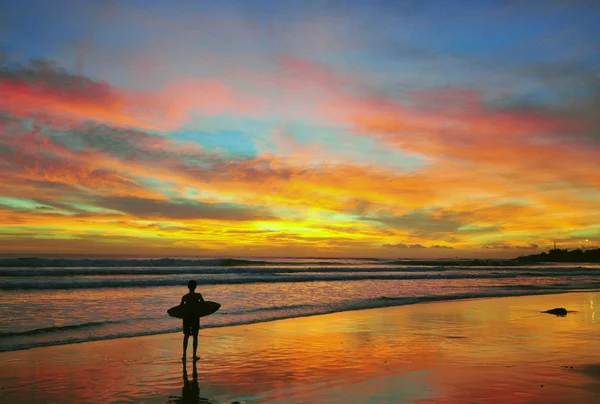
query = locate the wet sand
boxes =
[1,292,599,403]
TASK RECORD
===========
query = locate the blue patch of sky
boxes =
[1,1,145,51]
[0,1,79,62]
[171,114,425,172]
[264,121,426,172]
[178,130,257,158]
[6,0,600,65]
[321,0,599,76]
[172,117,262,159]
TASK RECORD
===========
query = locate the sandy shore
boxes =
[1,291,599,403]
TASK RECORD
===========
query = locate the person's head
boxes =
[187,280,197,292]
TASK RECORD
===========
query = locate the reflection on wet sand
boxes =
[167,361,214,404]
[0,292,598,403]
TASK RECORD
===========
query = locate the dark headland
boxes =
[517,248,600,263]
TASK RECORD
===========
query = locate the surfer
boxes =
[181,280,204,362]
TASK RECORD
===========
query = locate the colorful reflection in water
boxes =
[0,292,598,403]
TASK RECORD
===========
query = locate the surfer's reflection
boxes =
[167,361,213,404]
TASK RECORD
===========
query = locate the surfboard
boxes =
[167,301,221,319]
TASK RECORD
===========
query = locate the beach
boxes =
[1,291,598,403]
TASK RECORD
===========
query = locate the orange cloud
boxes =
[0,74,166,131]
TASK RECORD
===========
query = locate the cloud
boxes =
[0,59,168,130]
[93,196,274,221]
[383,243,452,249]
[483,243,539,250]
[0,122,161,199]
[482,245,512,250]
[365,210,462,237]
[516,243,539,250]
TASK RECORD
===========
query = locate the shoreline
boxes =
[3,288,598,354]
[1,291,599,403]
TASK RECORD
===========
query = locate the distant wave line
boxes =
[0,258,366,268]
[0,257,537,268]
[2,273,600,290]
[1,266,597,277]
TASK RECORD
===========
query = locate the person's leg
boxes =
[182,317,191,360]
[192,334,199,360]
[192,317,200,361]
[183,334,189,360]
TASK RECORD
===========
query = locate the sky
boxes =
[0,0,599,258]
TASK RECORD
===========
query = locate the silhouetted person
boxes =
[181,280,204,361]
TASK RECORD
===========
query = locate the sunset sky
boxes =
[0,0,598,258]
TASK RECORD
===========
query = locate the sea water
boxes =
[1,257,598,352]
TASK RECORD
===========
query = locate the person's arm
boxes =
[197,293,205,303]
[180,296,185,306]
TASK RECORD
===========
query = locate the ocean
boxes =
[1,257,599,352]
